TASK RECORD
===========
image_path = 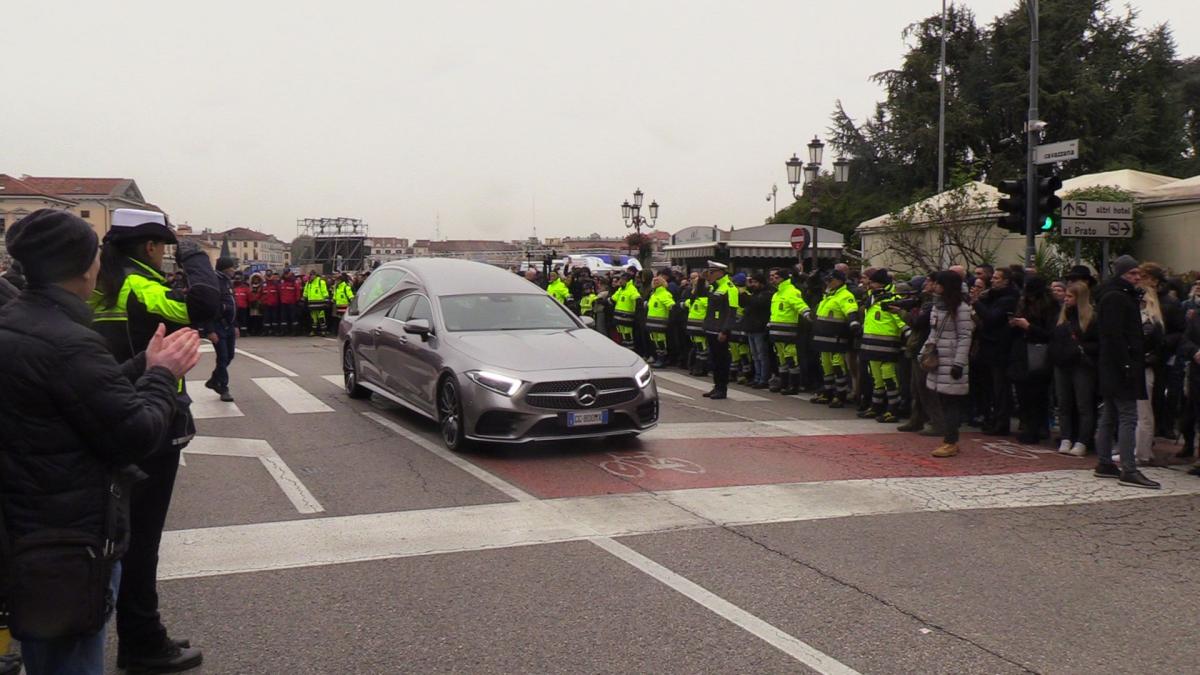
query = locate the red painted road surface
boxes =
[470,433,1090,499]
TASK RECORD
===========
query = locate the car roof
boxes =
[379,258,542,296]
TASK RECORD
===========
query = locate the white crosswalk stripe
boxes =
[653,371,769,402]
[188,381,244,419]
[252,377,334,414]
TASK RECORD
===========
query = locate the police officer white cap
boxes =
[105,208,177,244]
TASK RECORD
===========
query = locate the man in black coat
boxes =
[1094,255,1159,489]
[972,268,1021,434]
[0,210,200,674]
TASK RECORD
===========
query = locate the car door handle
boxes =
[371,327,382,336]
[397,335,408,344]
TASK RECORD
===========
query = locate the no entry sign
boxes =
[790,227,809,251]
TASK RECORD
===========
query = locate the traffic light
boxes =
[996,179,1026,235]
[1035,175,1063,232]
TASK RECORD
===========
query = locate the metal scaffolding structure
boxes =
[297,217,369,272]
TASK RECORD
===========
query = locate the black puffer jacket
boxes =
[1096,277,1146,401]
[0,286,178,546]
[1050,306,1100,368]
[973,284,1020,365]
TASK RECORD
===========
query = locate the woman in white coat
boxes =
[922,270,975,457]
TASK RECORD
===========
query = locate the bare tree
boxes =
[872,181,1002,272]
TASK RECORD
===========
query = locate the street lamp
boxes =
[766,184,778,217]
[785,155,804,197]
[783,135,851,273]
[620,189,658,235]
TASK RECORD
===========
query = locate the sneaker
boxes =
[828,396,845,409]
[220,390,234,403]
[1068,442,1088,457]
[1118,470,1161,489]
[876,411,898,424]
[932,443,959,458]
[117,637,199,671]
[1093,463,1121,479]
[856,408,878,419]
[810,393,831,405]
[918,426,943,437]
[203,379,219,392]
[1057,440,1073,454]
[708,389,727,400]
[896,420,925,432]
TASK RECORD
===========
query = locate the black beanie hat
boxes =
[870,268,891,285]
[216,256,238,271]
[5,209,99,285]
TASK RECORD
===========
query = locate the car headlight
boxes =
[467,370,522,397]
[635,364,652,389]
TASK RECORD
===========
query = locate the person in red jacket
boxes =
[247,273,264,335]
[232,272,250,333]
[279,270,301,336]
[261,270,281,335]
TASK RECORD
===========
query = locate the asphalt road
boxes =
[126,336,1200,674]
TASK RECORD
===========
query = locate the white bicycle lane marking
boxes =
[600,451,706,479]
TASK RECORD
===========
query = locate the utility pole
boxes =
[1024,0,1039,268]
[937,0,948,268]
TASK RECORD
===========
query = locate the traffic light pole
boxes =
[1024,0,1039,268]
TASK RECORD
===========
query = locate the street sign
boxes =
[1034,139,1080,164]
[1060,200,1133,220]
[1061,219,1133,238]
[789,227,809,251]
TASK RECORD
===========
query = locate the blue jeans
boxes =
[748,332,769,384]
[210,325,237,391]
[20,561,121,675]
[1096,397,1138,472]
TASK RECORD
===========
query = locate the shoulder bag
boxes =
[920,312,951,373]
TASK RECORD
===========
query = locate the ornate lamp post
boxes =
[784,136,850,271]
[621,188,659,264]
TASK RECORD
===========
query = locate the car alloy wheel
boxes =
[438,377,471,451]
[343,346,370,399]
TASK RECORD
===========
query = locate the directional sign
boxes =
[789,227,809,251]
[1034,139,1080,164]
[1060,200,1133,220]
[1061,219,1133,238]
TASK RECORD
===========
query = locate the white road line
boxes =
[655,386,693,400]
[653,371,769,402]
[252,377,334,414]
[184,436,324,514]
[162,469,1200,580]
[362,412,537,502]
[590,537,860,675]
[321,374,344,388]
[199,343,214,354]
[188,381,244,419]
[236,349,300,377]
[641,420,895,440]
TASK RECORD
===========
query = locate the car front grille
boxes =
[524,377,638,410]
[526,378,635,394]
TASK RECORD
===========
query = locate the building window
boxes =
[80,210,91,218]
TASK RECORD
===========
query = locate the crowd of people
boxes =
[166,267,363,337]
[527,256,1200,489]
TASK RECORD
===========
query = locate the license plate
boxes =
[566,410,609,427]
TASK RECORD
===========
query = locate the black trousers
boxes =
[117,442,182,651]
[707,334,731,390]
[988,362,1012,431]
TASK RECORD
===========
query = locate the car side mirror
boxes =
[581,315,595,328]
[404,318,433,340]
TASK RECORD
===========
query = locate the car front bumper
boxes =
[458,369,659,444]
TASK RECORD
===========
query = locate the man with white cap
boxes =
[701,260,740,400]
[90,208,217,672]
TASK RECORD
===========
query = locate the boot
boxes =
[810,390,831,405]
[828,393,846,409]
[117,637,200,672]
[782,373,800,396]
[651,351,667,369]
[897,418,925,432]
[857,405,879,419]
[768,375,782,393]
[876,407,898,424]
[932,443,959,458]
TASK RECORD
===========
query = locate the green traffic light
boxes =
[1041,214,1056,231]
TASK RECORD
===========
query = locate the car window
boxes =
[409,296,432,323]
[439,294,578,331]
[353,269,408,313]
[386,294,417,320]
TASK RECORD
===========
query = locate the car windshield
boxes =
[439,293,579,332]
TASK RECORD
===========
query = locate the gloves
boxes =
[174,238,206,262]
[950,364,964,380]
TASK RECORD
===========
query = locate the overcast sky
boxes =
[4,0,1195,242]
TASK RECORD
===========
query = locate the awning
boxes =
[663,240,841,261]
